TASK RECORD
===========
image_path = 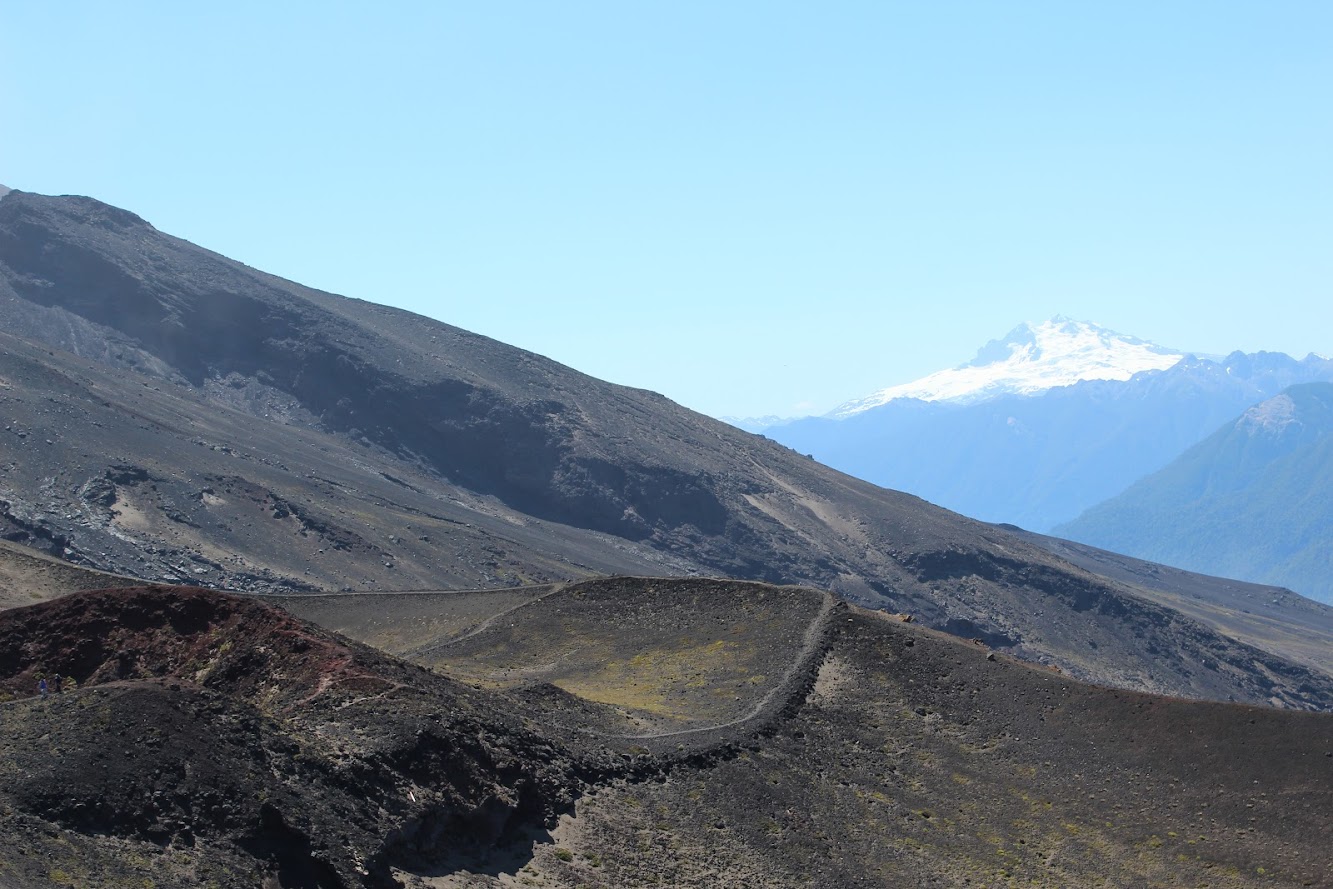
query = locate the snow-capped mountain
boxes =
[829,317,1185,418]
[769,345,1333,532]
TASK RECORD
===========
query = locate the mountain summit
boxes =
[830,317,1184,417]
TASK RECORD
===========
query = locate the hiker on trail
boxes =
[37,677,48,700]
[52,675,63,695]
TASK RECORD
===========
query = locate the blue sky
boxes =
[2,2,1330,418]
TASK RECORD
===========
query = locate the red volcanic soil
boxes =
[0,586,603,887]
[0,585,400,710]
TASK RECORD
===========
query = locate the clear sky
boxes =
[2,2,1330,418]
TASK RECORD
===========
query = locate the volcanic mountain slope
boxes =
[3,188,1333,709]
[435,593,1333,889]
[1009,525,1333,679]
[1,581,1329,889]
[0,330,697,594]
[550,620,1332,889]
[6,318,1333,713]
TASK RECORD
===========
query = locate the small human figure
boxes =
[37,677,48,700]
[51,675,63,695]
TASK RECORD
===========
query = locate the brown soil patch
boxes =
[0,538,133,610]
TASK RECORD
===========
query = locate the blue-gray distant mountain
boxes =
[1056,383,1333,604]
[761,320,1333,531]
[717,414,793,434]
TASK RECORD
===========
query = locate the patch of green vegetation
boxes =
[553,637,761,719]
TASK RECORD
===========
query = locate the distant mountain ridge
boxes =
[766,342,1333,531]
[1056,382,1333,603]
[717,413,793,434]
[828,317,1184,418]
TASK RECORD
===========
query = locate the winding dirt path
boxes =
[403,583,568,659]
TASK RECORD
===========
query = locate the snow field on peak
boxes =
[830,318,1184,418]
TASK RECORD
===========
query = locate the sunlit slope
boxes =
[0,539,135,609]
[280,578,833,737]
[518,606,1333,889]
